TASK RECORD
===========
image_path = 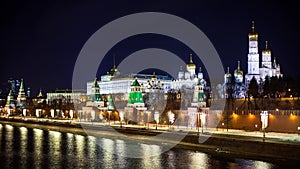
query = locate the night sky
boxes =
[0,0,299,96]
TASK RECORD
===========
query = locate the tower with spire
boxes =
[128,78,145,108]
[108,55,120,76]
[17,78,26,108]
[245,21,260,84]
[186,54,196,79]
[234,61,243,83]
[87,78,104,108]
[262,41,272,69]
[191,77,206,108]
[224,67,232,84]
[5,90,15,111]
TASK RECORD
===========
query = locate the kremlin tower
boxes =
[5,90,15,111]
[186,54,196,79]
[17,78,26,108]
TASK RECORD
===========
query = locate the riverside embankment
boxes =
[1,117,299,167]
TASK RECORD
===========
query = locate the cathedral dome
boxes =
[151,72,157,81]
[109,65,120,76]
[186,54,196,70]
[224,67,232,84]
[234,61,243,76]
[262,41,271,54]
[234,69,243,77]
[224,67,232,78]
[234,61,243,83]
[248,21,258,40]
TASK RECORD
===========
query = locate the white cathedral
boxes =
[218,21,283,99]
[245,21,283,84]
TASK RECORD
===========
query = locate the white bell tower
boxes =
[245,21,260,84]
[262,41,272,69]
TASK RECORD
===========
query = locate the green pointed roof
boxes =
[8,90,12,96]
[131,78,140,86]
[5,90,14,107]
[93,78,99,88]
[197,78,202,86]
[37,89,43,97]
[20,78,24,90]
[107,95,115,110]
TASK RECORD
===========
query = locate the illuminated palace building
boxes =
[86,54,206,96]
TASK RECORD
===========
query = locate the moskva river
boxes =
[0,123,280,169]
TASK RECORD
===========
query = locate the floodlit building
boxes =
[46,89,86,104]
[245,21,283,85]
[16,79,26,108]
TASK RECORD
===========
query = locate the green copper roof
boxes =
[131,79,140,86]
[107,95,115,110]
[198,92,205,102]
[20,78,24,90]
[93,78,99,88]
[128,79,144,104]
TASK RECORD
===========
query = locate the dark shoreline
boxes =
[1,118,299,167]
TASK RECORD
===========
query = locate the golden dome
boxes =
[151,72,157,81]
[224,67,232,78]
[262,41,271,54]
[186,54,196,70]
[234,61,243,77]
[248,21,258,40]
[109,65,120,76]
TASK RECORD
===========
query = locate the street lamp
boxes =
[108,111,111,126]
[154,111,159,130]
[119,111,124,128]
[200,112,206,134]
[145,111,151,129]
[255,124,258,134]
[260,111,269,142]
[196,112,200,135]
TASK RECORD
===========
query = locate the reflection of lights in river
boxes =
[141,144,162,169]
[254,161,273,169]
[75,134,85,157]
[87,136,97,164]
[189,152,209,169]
[19,126,28,167]
[102,138,114,169]
[115,139,126,167]
[34,128,44,167]
[5,124,13,131]
[33,128,43,137]
[49,130,62,166]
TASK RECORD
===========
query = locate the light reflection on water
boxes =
[19,127,28,167]
[0,124,280,169]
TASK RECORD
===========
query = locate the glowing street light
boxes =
[108,111,111,126]
[200,112,206,134]
[119,111,124,128]
[154,111,159,130]
[260,111,269,142]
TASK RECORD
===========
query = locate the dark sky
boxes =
[0,0,299,96]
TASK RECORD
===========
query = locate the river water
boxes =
[0,123,281,169]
